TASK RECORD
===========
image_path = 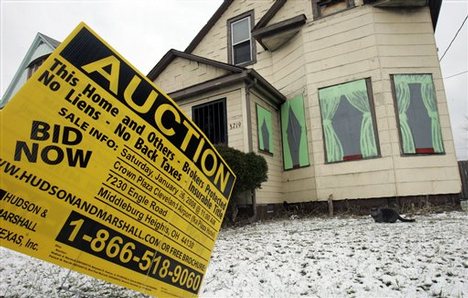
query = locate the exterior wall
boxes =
[257,1,318,203]
[304,5,392,201]
[271,27,306,97]
[172,84,286,205]
[372,6,460,197]
[174,85,251,215]
[303,5,460,200]
[165,83,286,205]
[170,85,247,152]
[249,92,283,204]
[152,57,231,94]
[270,32,317,202]
[269,0,310,24]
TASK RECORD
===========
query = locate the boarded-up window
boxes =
[312,0,354,19]
[192,99,227,145]
[256,104,273,154]
[391,74,444,155]
[318,78,380,163]
[281,96,310,170]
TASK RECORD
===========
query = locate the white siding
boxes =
[304,5,460,200]
[153,57,231,94]
[249,92,283,204]
[154,2,461,205]
[269,0,310,24]
[174,86,246,151]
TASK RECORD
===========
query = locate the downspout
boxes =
[245,78,255,152]
[245,77,257,222]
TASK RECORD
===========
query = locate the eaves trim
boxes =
[252,14,307,50]
[169,69,286,107]
[185,0,234,54]
[147,49,244,81]
[252,14,307,39]
[253,0,287,31]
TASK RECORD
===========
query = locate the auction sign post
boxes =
[0,23,235,297]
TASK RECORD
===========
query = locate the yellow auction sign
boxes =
[0,23,235,297]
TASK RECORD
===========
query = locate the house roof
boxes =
[25,33,60,68]
[185,0,234,54]
[168,67,286,106]
[39,32,60,49]
[147,48,244,80]
[148,49,286,105]
[1,32,60,107]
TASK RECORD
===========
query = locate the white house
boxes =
[147,0,462,219]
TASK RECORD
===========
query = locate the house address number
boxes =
[229,121,241,130]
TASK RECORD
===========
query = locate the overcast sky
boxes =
[1,0,467,160]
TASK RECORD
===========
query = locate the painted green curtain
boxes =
[319,79,378,162]
[280,96,310,169]
[318,88,343,162]
[393,74,444,153]
[256,104,273,153]
[394,75,415,153]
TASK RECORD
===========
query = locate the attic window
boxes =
[312,0,354,19]
[228,11,255,66]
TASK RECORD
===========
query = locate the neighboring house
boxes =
[148,0,462,218]
[1,33,59,107]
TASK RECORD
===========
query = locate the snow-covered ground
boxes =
[1,211,467,297]
[202,211,467,298]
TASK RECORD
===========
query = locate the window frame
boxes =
[390,73,445,156]
[191,98,228,146]
[312,0,355,19]
[227,10,256,66]
[318,78,381,164]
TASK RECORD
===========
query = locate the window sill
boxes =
[258,149,274,156]
[325,154,381,164]
[401,150,446,156]
[232,60,256,67]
